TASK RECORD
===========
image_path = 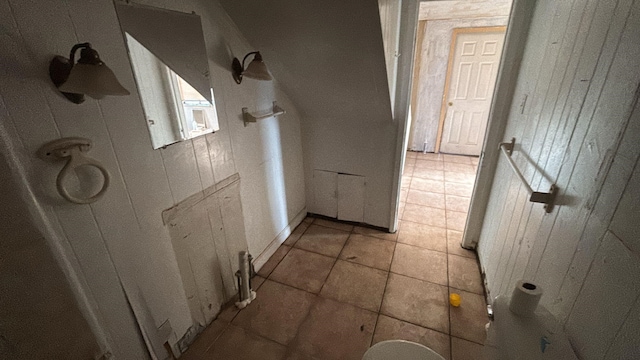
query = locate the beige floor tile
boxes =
[469,157,480,166]
[411,177,445,193]
[339,234,395,270]
[448,255,483,294]
[417,152,445,161]
[270,248,335,293]
[405,156,417,165]
[353,225,398,242]
[258,245,291,277]
[320,260,388,312]
[373,315,451,360]
[402,203,447,228]
[415,159,445,171]
[445,182,474,197]
[449,290,488,344]
[406,151,418,159]
[232,280,316,345]
[444,162,476,173]
[302,216,314,224]
[443,154,472,164]
[397,221,447,253]
[451,337,486,360]
[412,167,445,181]
[312,218,354,232]
[205,324,287,360]
[253,275,267,290]
[401,175,412,189]
[407,189,446,209]
[295,224,350,257]
[181,319,228,359]
[444,171,476,184]
[381,273,449,333]
[398,201,406,219]
[446,210,468,232]
[217,299,241,322]
[445,195,471,213]
[391,243,448,286]
[284,221,311,246]
[447,230,476,259]
[399,187,409,202]
[284,350,321,359]
[403,164,415,176]
[291,297,377,360]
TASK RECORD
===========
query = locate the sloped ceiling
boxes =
[219,0,393,121]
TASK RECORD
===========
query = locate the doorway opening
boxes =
[400,1,512,247]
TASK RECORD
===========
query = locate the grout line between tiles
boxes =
[371,237,397,347]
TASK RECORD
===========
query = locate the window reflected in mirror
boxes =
[125,33,219,149]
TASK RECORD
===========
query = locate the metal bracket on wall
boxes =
[242,101,285,127]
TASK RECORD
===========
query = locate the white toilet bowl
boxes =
[362,340,446,360]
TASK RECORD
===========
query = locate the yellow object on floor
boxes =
[450,293,461,307]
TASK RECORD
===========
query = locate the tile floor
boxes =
[181,152,487,360]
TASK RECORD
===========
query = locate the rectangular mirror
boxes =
[115,1,219,149]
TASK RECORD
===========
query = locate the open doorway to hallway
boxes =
[403,0,512,241]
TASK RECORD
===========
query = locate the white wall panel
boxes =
[410,16,509,152]
[565,231,640,359]
[313,170,338,218]
[0,0,306,356]
[337,174,366,222]
[477,0,640,359]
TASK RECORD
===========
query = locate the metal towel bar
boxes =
[499,138,558,213]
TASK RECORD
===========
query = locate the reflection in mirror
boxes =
[115,2,219,149]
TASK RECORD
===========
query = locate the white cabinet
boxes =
[313,170,365,222]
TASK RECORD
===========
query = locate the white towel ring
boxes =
[38,137,110,204]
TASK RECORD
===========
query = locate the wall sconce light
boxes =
[232,51,273,84]
[49,42,130,104]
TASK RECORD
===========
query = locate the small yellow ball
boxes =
[450,293,461,307]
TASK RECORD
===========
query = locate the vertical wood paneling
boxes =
[565,231,640,359]
[1,0,306,355]
[605,295,640,359]
[535,0,639,310]
[506,0,622,296]
[478,0,640,358]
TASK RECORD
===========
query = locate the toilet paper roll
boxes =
[509,280,543,318]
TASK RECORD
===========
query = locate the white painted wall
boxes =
[418,0,512,21]
[477,0,640,358]
[219,0,397,229]
[410,16,509,152]
[409,0,512,152]
[0,0,305,356]
[0,127,103,359]
[379,0,402,114]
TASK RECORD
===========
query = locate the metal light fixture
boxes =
[50,42,130,104]
[231,51,273,84]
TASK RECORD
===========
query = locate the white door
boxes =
[440,29,505,156]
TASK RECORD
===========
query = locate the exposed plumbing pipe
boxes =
[234,251,256,309]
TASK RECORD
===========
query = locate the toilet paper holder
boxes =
[38,137,110,204]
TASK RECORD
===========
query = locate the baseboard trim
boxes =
[253,208,307,272]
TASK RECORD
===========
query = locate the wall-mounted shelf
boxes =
[242,101,285,127]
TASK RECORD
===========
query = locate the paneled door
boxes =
[438,27,506,155]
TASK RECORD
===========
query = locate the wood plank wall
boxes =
[478,0,640,358]
[0,0,306,356]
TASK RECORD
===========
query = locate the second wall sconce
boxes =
[50,42,130,104]
[232,51,273,84]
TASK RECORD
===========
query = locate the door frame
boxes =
[434,26,507,154]
[389,0,537,244]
